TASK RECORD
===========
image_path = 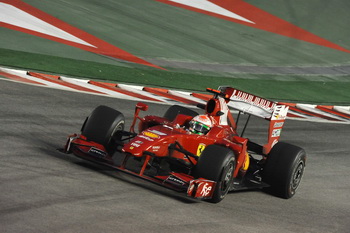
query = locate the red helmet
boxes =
[189,115,213,135]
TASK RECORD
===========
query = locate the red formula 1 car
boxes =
[64,87,306,203]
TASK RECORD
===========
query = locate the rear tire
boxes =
[81,105,125,148]
[193,145,235,203]
[262,142,306,199]
[163,105,198,121]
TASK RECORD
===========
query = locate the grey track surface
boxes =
[1,79,349,233]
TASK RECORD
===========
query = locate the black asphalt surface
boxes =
[1,79,349,233]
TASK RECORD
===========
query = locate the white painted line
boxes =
[0,3,95,48]
[169,0,255,24]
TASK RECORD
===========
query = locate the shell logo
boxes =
[142,131,159,138]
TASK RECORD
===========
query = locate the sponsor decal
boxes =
[188,179,215,198]
[166,175,186,186]
[232,89,275,111]
[148,130,167,136]
[272,129,282,137]
[142,131,159,138]
[272,105,289,120]
[272,139,278,148]
[188,183,195,194]
[198,182,213,197]
[196,143,206,156]
[131,142,141,148]
[142,129,167,139]
[138,135,154,141]
[163,125,173,130]
[88,147,107,158]
[152,146,161,152]
[273,122,284,128]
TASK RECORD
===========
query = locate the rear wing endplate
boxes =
[217,87,289,154]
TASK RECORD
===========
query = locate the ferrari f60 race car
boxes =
[64,87,306,203]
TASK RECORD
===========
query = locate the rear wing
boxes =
[217,86,288,120]
[210,87,289,154]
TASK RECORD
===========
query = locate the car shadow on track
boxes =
[41,142,200,204]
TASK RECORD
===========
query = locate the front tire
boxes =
[262,142,306,199]
[193,145,235,203]
[81,105,125,149]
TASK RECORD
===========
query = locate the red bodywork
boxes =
[64,87,288,200]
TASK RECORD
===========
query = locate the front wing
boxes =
[64,134,216,200]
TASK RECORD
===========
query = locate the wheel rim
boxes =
[222,162,234,191]
[108,121,125,144]
[111,121,124,135]
[115,122,124,132]
[290,161,304,191]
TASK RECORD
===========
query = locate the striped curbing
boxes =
[1,66,349,124]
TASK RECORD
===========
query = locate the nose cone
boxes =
[122,127,180,157]
[122,128,167,157]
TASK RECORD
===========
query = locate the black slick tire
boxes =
[193,145,235,203]
[81,105,125,148]
[262,142,306,199]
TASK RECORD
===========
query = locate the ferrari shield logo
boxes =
[196,143,206,156]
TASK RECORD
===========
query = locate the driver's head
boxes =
[189,115,213,135]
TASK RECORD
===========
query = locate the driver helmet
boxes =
[189,115,213,135]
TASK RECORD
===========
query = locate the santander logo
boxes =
[156,0,350,53]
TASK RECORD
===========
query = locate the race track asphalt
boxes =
[1,79,349,233]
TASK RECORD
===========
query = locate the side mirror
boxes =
[136,102,148,111]
[130,103,149,133]
[216,111,224,116]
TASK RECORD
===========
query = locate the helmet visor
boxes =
[189,121,210,135]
